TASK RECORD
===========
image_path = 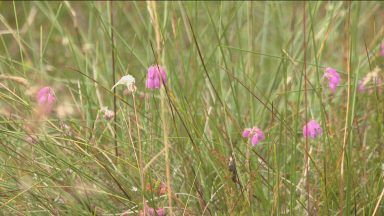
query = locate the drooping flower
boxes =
[112,75,136,93]
[146,65,167,89]
[324,67,340,92]
[303,120,322,139]
[242,126,265,146]
[358,66,382,93]
[36,86,56,113]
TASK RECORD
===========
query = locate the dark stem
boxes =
[110,1,118,160]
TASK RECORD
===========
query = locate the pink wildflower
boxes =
[146,65,167,89]
[139,204,165,216]
[242,126,265,146]
[101,107,115,121]
[242,129,251,138]
[36,86,56,113]
[303,120,322,139]
[324,67,340,92]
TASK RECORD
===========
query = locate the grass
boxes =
[0,1,383,215]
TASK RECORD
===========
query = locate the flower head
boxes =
[101,107,115,121]
[242,126,265,146]
[303,120,322,139]
[36,86,56,113]
[146,65,167,89]
[112,75,136,93]
[324,67,340,92]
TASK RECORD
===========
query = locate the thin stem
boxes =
[147,1,173,214]
[133,93,146,215]
[340,3,352,215]
[161,88,173,215]
[109,1,118,160]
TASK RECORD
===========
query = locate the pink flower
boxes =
[303,120,322,139]
[242,127,265,146]
[146,65,167,89]
[139,204,165,216]
[101,107,115,121]
[324,67,340,92]
[242,129,251,138]
[36,86,56,113]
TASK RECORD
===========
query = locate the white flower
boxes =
[111,75,136,92]
[131,186,138,192]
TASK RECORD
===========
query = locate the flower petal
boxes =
[251,134,259,146]
[242,129,251,138]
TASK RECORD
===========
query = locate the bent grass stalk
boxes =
[340,3,352,215]
[147,1,173,215]
[132,93,146,216]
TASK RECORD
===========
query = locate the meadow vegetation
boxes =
[0,1,383,215]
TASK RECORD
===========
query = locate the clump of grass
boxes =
[0,1,383,215]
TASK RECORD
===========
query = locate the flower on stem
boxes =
[112,75,136,93]
[324,67,340,93]
[242,126,265,146]
[36,86,56,114]
[146,65,167,89]
[303,120,322,139]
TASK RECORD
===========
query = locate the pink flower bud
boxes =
[146,65,167,89]
[242,126,265,146]
[36,86,56,114]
